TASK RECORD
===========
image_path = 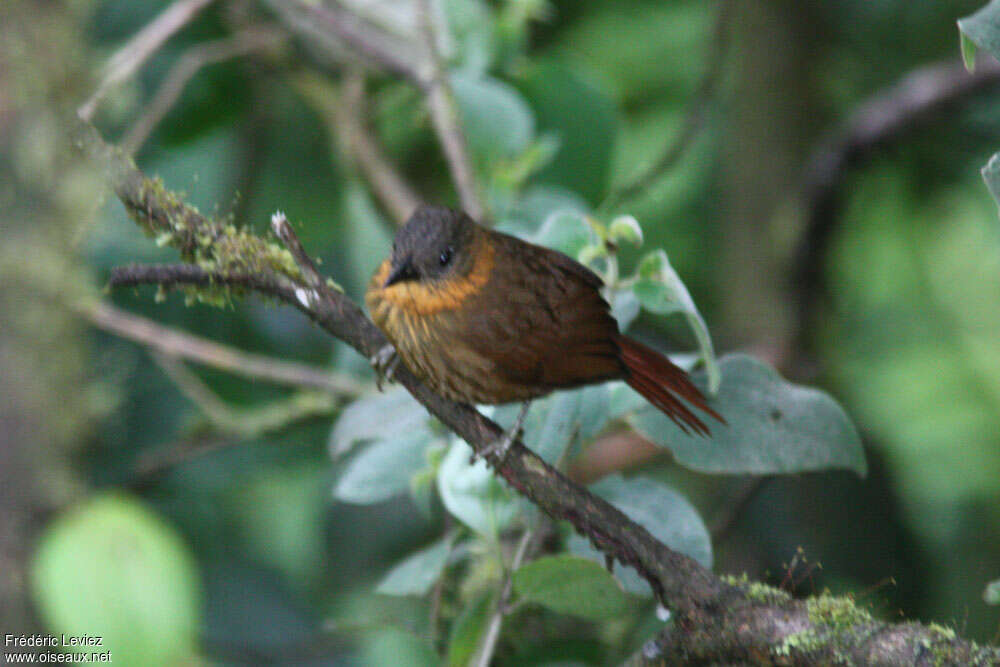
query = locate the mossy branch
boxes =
[83,121,999,665]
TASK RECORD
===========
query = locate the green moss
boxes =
[773,593,873,664]
[720,573,792,604]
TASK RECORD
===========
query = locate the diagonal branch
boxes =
[84,121,999,665]
[792,57,1000,353]
[266,0,484,220]
[79,0,217,121]
[80,299,364,395]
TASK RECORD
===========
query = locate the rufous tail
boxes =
[616,335,724,436]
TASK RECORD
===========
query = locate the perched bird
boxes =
[365,205,723,457]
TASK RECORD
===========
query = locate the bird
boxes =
[365,205,723,459]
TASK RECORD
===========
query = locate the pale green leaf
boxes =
[512,555,627,619]
[630,354,867,476]
[334,430,434,504]
[437,440,521,536]
[532,210,595,257]
[958,1,1000,65]
[376,537,452,596]
[30,493,201,667]
[329,387,430,457]
[981,152,1000,212]
[447,591,493,666]
[568,475,710,595]
[608,214,643,245]
[363,628,439,667]
[452,73,535,163]
[985,578,1000,605]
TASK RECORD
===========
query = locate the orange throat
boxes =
[368,239,494,317]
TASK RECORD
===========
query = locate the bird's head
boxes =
[384,205,479,288]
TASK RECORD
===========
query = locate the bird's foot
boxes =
[472,401,531,464]
[370,344,400,390]
[474,424,523,464]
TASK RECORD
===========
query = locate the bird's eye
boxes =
[439,246,453,266]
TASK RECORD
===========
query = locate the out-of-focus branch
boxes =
[78,0,217,121]
[263,0,423,83]
[80,299,364,395]
[150,351,335,436]
[266,0,484,220]
[83,118,999,665]
[792,57,1000,352]
[415,0,484,220]
[602,0,733,211]
[122,26,286,154]
[294,71,420,225]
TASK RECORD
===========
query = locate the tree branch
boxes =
[78,0,217,121]
[84,121,999,664]
[415,0,484,220]
[80,299,364,395]
[792,57,1000,353]
[121,26,286,154]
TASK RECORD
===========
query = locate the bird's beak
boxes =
[384,258,417,287]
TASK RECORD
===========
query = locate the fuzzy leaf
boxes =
[376,537,452,596]
[630,354,867,477]
[513,555,627,619]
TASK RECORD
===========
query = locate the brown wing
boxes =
[458,229,625,393]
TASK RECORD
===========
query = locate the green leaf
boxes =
[452,73,535,164]
[447,591,493,667]
[961,31,979,71]
[502,386,610,465]
[230,464,327,588]
[329,387,430,457]
[985,578,1000,605]
[437,440,521,536]
[531,210,595,257]
[513,554,627,620]
[376,537,452,596]
[362,628,439,667]
[981,152,1000,212]
[334,429,435,504]
[633,249,719,393]
[608,214,643,245]
[30,493,202,667]
[568,475,711,595]
[517,61,618,203]
[958,1,1000,65]
[630,354,867,476]
[610,288,641,331]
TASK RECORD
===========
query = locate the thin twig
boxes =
[150,351,336,436]
[333,72,421,224]
[80,299,364,395]
[131,435,235,481]
[153,351,235,424]
[79,0,217,120]
[122,26,286,154]
[601,0,733,211]
[475,528,534,667]
[415,0,484,220]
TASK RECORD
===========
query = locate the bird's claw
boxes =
[370,344,400,391]
[470,423,524,465]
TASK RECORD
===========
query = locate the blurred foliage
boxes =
[1,0,999,663]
